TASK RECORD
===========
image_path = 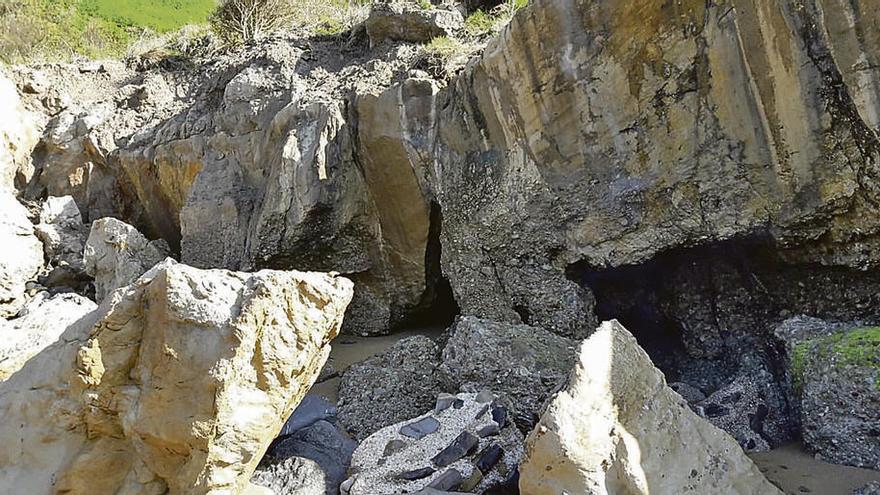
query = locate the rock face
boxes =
[0,71,38,189]
[83,216,170,301]
[365,1,464,47]
[343,392,522,495]
[34,195,89,274]
[774,316,880,470]
[338,335,443,440]
[439,316,577,431]
[253,420,357,495]
[519,320,782,495]
[0,260,353,494]
[0,191,43,317]
[0,292,96,381]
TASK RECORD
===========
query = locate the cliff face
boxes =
[9,0,880,339]
[415,0,880,337]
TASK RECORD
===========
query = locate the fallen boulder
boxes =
[338,335,443,440]
[365,1,463,47]
[519,320,782,495]
[0,191,43,317]
[439,316,577,431]
[83,216,170,301]
[343,392,522,495]
[253,419,357,495]
[0,260,353,494]
[0,292,96,381]
[775,316,880,470]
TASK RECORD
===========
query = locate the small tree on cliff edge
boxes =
[210,0,295,43]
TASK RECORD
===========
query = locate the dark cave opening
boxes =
[566,234,880,391]
[398,201,460,330]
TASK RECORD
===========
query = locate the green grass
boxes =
[792,326,880,391]
[79,0,215,33]
[463,9,494,36]
[0,0,215,62]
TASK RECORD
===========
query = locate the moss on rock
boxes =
[792,326,880,390]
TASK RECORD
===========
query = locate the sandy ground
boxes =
[751,443,880,494]
[312,328,880,494]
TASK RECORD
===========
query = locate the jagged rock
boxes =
[355,0,880,339]
[439,316,577,431]
[365,2,464,47]
[0,71,39,188]
[343,393,523,495]
[338,335,443,440]
[0,292,96,381]
[774,316,880,470]
[0,191,43,317]
[519,320,782,495]
[83,217,170,301]
[695,367,795,452]
[34,196,89,274]
[253,420,357,495]
[0,260,353,494]
[854,481,880,495]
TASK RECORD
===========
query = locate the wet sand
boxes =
[311,330,880,494]
[750,443,880,494]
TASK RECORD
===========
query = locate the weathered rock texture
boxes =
[0,292,96,381]
[439,316,577,431]
[83,216,170,301]
[0,190,43,316]
[519,320,782,495]
[404,0,880,338]
[338,335,443,440]
[0,260,353,494]
[34,195,89,274]
[252,419,357,495]
[365,1,464,47]
[774,316,880,470]
[344,392,522,495]
[0,71,39,188]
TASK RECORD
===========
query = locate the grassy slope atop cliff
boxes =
[0,0,215,62]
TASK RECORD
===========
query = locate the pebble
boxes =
[427,468,463,491]
[475,444,503,474]
[476,391,495,403]
[476,423,500,438]
[435,393,456,413]
[432,431,479,467]
[400,417,440,439]
[397,466,436,480]
[491,405,508,429]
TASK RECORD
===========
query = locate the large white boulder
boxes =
[0,260,353,494]
[519,320,783,495]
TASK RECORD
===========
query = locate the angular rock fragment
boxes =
[34,196,87,267]
[401,416,441,439]
[519,320,782,495]
[775,316,880,470]
[431,431,479,467]
[344,393,522,495]
[0,292,96,381]
[0,260,353,494]
[439,316,576,431]
[83,217,170,301]
[338,335,443,440]
[365,1,463,47]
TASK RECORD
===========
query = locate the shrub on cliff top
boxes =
[210,0,296,43]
